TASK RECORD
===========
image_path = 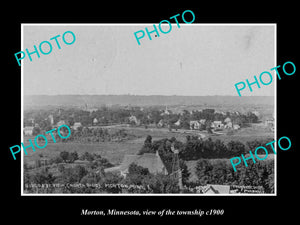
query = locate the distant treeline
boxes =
[24,95,274,108]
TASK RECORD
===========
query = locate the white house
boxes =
[157,119,164,127]
[24,126,34,136]
[160,106,171,116]
[212,121,224,129]
[56,120,66,127]
[72,122,82,130]
[224,122,233,129]
[265,118,274,127]
[233,124,240,130]
[199,119,206,125]
[129,115,140,125]
[48,114,54,125]
[174,119,181,126]
[93,118,98,125]
[203,184,230,194]
[190,121,201,130]
[224,117,231,124]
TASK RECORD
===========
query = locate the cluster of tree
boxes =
[122,163,180,193]
[24,106,259,131]
[138,135,274,161]
[24,163,182,194]
[194,159,274,193]
[24,151,117,193]
[25,151,114,171]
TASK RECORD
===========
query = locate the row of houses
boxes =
[189,118,240,131]
[23,119,84,136]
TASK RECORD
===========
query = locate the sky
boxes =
[23,24,275,96]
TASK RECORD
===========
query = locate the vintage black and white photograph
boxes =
[21,24,276,195]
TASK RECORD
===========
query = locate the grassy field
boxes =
[23,127,189,166]
[210,126,274,144]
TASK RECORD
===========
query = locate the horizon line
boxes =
[24,94,275,97]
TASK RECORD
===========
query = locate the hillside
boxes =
[24,95,274,110]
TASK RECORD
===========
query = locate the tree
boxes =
[80,152,94,162]
[68,151,79,163]
[195,159,213,185]
[125,163,150,185]
[32,126,41,136]
[58,164,65,173]
[143,174,180,193]
[179,160,190,185]
[138,135,154,155]
[60,151,69,163]
[227,141,246,156]
[104,173,123,193]
[32,170,55,193]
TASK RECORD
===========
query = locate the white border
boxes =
[21,23,277,196]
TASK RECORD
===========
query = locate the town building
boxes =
[203,184,230,194]
[128,115,140,126]
[174,119,181,126]
[190,120,201,130]
[56,120,66,128]
[72,122,82,130]
[212,121,224,130]
[233,124,240,130]
[23,126,34,136]
[93,118,98,125]
[157,119,164,127]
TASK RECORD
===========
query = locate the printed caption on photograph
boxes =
[81,208,224,217]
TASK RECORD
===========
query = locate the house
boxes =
[48,114,54,125]
[252,111,260,117]
[28,118,35,125]
[157,119,164,127]
[119,152,168,177]
[24,126,34,136]
[224,117,231,124]
[224,117,232,129]
[233,124,240,130]
[190,121,201,130]
[160,106,171,116]
[203,184,230,194]
[199,119,206,125]
[174,119,181,126]
[72,122,82,130]
[56,120,66,127]
[93,118,98,125]
[265,118,274,127]
[212,121,224,129]
[128,115,140,126]
[224,122,233,129]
